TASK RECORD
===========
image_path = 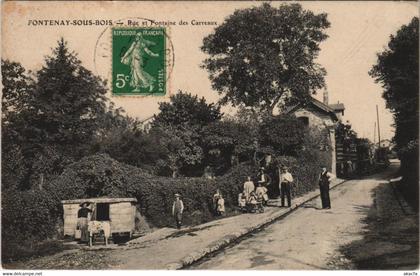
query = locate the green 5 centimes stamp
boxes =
[112,28,166,95]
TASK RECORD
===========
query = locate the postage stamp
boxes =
[112,27,166,95]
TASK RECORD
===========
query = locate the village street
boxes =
[191,160,418,270]
[8,160,417,270]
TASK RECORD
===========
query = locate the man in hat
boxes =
[77,202,93,244]
[279,166,294,207]
[319,166,336,209]
[172,194,184,229]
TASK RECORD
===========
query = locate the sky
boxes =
[2,1,418,141]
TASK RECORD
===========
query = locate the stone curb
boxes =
[166,178,348,270]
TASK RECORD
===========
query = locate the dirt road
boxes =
[192,162,418,269]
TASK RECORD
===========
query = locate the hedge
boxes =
[2,150,330,261]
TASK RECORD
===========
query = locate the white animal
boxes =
[88,220,111,246]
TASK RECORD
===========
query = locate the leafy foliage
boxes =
[152,90,222,128]
[1,60,34,119]
[150,91,222,177]
[151,125,204,177]
[201,120,256,174]
[369,17,419,204]
[369,17,418,153]
[31,38,108,149]
[259,115,307,155]
[1,39,110,190]
[201,3,330,114]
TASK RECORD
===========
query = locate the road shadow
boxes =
[300,202,323,210]
[334,183,419,270]
[165,222,222,239]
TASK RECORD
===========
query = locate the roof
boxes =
[140,116,154,124]
[283,98,339,120]
[61,197,137,204]
[329,103,345,111]
[312,98,336,113]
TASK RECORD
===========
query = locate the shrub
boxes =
[2,149,327,262]
[1,187,61,262]
[43,154,256,228]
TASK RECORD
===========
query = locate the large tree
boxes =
[369,17,419,206]
[1,39,109,189]
[369,17,419,152]
[201,3,330,115]
[1,60,33,121]
[152,90,222,128]
[201,119,256,174]
[31,38,108,150]
[151,91,221,177]
[151,125,203,178]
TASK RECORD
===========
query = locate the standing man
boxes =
[279,166,294,207]
[319,166,336,209]
[172,193,184,229]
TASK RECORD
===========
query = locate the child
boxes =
[213,189,222,215]
[255,183,269,205]
[248,191,258,213]
[238,192,247,212]
[172,193,184,229]
[217,194,225,216]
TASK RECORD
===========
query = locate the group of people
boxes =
[170,165,335,229]
[238,176,269,213]
[237,165,335,211]
[277,165,335,209]
[237,166,294,211]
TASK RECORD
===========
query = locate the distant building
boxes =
[379,139,393,149]
[283,94,345,175]
[140,116,154,133]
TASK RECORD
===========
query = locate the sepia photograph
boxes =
[1,0,418,272]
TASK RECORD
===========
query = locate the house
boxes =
[283,92,345,175]
[379,139,393,149]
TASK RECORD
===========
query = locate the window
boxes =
[94,203,110,221]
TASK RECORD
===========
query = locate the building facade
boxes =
[284,97,345,175]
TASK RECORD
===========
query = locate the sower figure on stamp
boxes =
[319,166,336,209]
[121,32,159,92]
[279,166,294,207]
[172,193,184,229]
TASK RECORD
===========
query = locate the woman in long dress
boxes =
[121,33,159,92]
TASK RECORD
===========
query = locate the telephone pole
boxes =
[373,122,376,145]
[376,105,381,148]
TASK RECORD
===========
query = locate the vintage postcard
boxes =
[1,0,418,273]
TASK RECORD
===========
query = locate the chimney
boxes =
[323,89,329,105]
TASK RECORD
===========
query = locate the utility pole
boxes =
[376,105,381,148]
[373,122,376,145]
